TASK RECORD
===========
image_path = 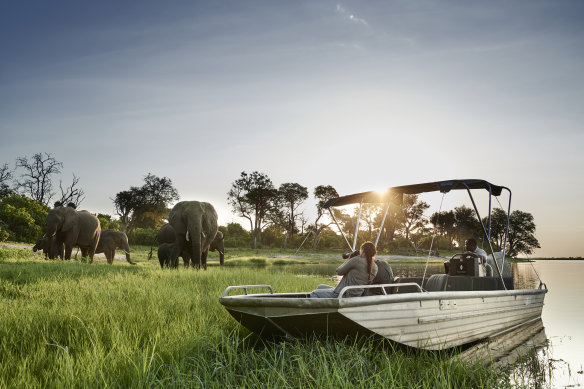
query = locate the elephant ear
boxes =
[61,207,77,232]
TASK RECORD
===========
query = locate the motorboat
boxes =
[219,179,547,350]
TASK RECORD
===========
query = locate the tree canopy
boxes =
[113,173,179,236]
[227,171,278,249]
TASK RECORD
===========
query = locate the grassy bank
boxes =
[0,247,542,388]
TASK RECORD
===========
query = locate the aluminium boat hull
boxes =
[219,288,547,350]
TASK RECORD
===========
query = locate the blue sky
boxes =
[1,0,583,257]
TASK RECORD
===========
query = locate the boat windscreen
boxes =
[323,179,505,208]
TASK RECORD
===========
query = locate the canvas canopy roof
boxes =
[323,179,505,208]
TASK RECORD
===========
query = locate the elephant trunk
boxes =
[122,237,135,265]
[187,222,203,269]
[219,249,224,266]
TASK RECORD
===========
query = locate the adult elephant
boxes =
[156,223,225,267]
[95,230,135,265]
[46,205,101,263]
[169,201,218,270]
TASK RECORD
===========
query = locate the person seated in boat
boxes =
[366,259,395,295]
[465,238,487,275]
[342,250,394,292]
[310,242,378,298]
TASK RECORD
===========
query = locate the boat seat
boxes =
[425,274,449,291]
[445,276,514,291]
[390,277,425,294]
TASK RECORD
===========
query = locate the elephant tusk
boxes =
[186,230,190,242]
[201,231,206,239]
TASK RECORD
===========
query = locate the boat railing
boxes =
[338,282,424,299]
[221,285,274,298]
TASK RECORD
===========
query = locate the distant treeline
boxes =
[0,155,542,257]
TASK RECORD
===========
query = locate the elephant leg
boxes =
[201,250,208,270]
[64,245,73,261]
[89,249,96,264]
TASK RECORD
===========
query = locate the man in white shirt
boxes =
[465,238,487,276]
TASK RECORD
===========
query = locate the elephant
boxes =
[45,204,101,263]
[155,223,225,267]
[168,201,218,270]
[32,236,63,259]
[209,230,225,265]
[93,229,134,265]
[157,242,178,269]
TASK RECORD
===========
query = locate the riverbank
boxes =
[0,246,545,388]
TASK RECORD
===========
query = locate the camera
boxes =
[342,250,360,259]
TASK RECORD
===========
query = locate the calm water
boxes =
[279,259,584,387]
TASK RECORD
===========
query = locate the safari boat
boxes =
[219,179,547,350]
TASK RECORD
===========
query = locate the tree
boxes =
[310,185,339,249]
[453,205,481,247]
[15,153,63,205]
[227,171,278,249]
[360,203,382,242]
[97,213,121,231]
[373,203,402,249]
[58,173,85,208]
[430,210,456,248]
[220,222,252,247]
[276,182,308,248]
[113,174,179,236]
[488,209,540,258]
[0,163,14,198]
[400,194,429,245]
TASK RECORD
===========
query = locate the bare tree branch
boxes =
[59,173,85,208]
[15,153,63,205]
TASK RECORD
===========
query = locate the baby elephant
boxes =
[32,237,50,259]
[33,236,63,259]
[157,243,179,269]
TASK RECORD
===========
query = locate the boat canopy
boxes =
[323,179,505,208]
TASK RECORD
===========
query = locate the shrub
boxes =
[0,194,48,243]
[0,223,9,242]
[129,228,157,246]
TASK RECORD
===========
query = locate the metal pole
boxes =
[328,208,353,250]
[464,184,506,290]
[501,187,512,271]
[353,202,362,250]
[375,203,391,247]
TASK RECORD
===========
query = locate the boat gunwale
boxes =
[219,287,547,309]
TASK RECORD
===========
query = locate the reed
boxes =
[0,247,541,388]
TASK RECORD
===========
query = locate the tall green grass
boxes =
[0,247,543,388]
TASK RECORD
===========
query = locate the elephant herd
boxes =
[34,200,224,269]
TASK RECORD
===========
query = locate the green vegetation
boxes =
[0,246,546,388]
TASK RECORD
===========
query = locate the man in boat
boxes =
[465,238,488,275]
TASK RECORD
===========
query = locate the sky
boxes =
[1,0,583,257]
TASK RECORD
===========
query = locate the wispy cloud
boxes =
[336,4,369,26]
